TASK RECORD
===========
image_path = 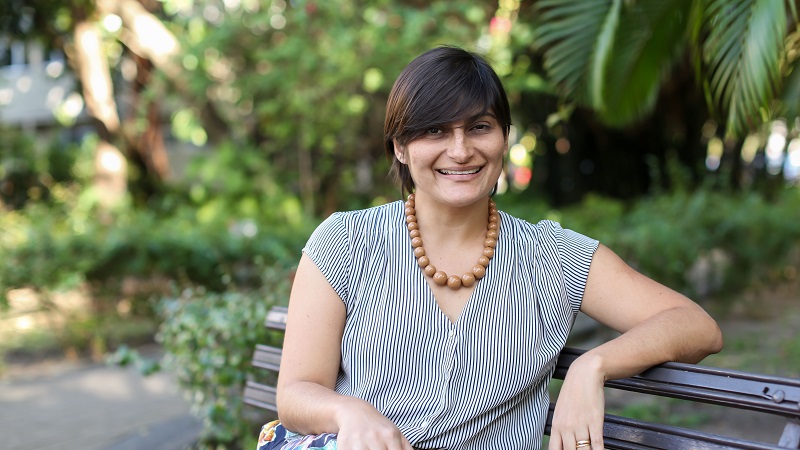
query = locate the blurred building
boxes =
[0,39,87,131]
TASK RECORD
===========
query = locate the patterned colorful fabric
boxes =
[257,421,338,450]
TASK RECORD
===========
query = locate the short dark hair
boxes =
[384,46,512,195]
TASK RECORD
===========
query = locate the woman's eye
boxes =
[427,127,443,134]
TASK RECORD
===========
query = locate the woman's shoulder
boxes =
[306,200,404,252]
[314,200,404,242]
[330,200,403,226]
[501,213,597,245]
[500,213,565,240]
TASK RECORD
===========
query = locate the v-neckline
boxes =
[398,200,499,326]
[421,274,480,325]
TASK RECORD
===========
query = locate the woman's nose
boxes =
[447,130,472,161]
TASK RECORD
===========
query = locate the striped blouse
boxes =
[303,200,599,450]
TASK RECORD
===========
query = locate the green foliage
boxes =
[702,0,787,136]
[501,186,800,299]
[0,126,81,209]
[533,0,624,108]
[0,135,313,308]
[181,142,307,227]
[164,0,495,212]
[530,0,798,137]
[616,188,800,297]
[155,266,292,447]
[607,398,710,428]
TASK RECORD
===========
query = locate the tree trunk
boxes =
[73,21,128,209]
[102,0,230,144]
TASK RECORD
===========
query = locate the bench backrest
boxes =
[244,306,800,450]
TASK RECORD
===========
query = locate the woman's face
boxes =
[395,113,507,208]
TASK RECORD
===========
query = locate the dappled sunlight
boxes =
[132,14,179,58]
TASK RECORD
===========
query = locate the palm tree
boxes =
[531,0,799,138]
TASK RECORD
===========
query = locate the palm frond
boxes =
[777,28,800,118]
[600,0,693,126]
[532,0,622,109]
[787,0,798,23]
[702,0,787,137]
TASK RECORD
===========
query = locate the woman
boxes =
[260,46,723,450]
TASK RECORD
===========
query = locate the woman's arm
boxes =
[549,244,723,450]
[276,253,413,449]
[579,244,723,370]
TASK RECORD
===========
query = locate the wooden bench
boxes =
[244,306,800,449]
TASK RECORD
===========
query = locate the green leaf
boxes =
[533,0,622,108]
[702,0,787,137]
[600,0,693,126]
[778,35,800,118]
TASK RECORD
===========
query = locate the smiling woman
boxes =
[260,46,722,450]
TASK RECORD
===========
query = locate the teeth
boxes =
[440,168,480,175]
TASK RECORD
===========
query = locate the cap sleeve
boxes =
[557,227,599,314]
[302,212,350,303]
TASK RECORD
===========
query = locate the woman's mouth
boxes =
[438,167,482,175]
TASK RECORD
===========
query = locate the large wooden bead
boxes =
[405,206,415,216]
[414,247,426,257]
[489,214,499,222]
[447,275,462,289]
[433,271,448,285]
[483,247,495,259]
[408,222,419,231]
[424,265,437,277]
[406,214,416,223]
[478,256,490,266]
[488,222,498,230]
[486,229,499,239]
[409,229,421,238]
[411,237,423,248]
[417,256,430,267]
[485,238,497,248]
[461,273,476,287]
[472,264,486,279]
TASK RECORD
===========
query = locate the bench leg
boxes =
[779,420,800,448]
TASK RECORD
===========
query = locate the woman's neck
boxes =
[410,193,490,245]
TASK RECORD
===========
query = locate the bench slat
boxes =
[265,306,288,330]
[253,344,283,372]
[556,348,800,419]
[779,421,800,448]
[546,404,787,450]
[244,380,278,412]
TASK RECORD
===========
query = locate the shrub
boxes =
[501,186,800,300]
[155,265,293,447]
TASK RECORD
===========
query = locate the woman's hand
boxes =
[335,398,414,450]
[548,353,605,450]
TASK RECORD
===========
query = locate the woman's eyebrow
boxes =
[466,112,497,123]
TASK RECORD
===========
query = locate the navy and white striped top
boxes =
[303,200,599,449]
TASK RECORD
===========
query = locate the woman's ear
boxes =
[393,139,407,164]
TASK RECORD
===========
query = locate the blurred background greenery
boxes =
[1,0,799,448]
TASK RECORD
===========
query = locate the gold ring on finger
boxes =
[576,440,591,448]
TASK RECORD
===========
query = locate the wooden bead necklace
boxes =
[405,193,500,290]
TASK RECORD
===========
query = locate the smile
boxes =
[438,167,482,175]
